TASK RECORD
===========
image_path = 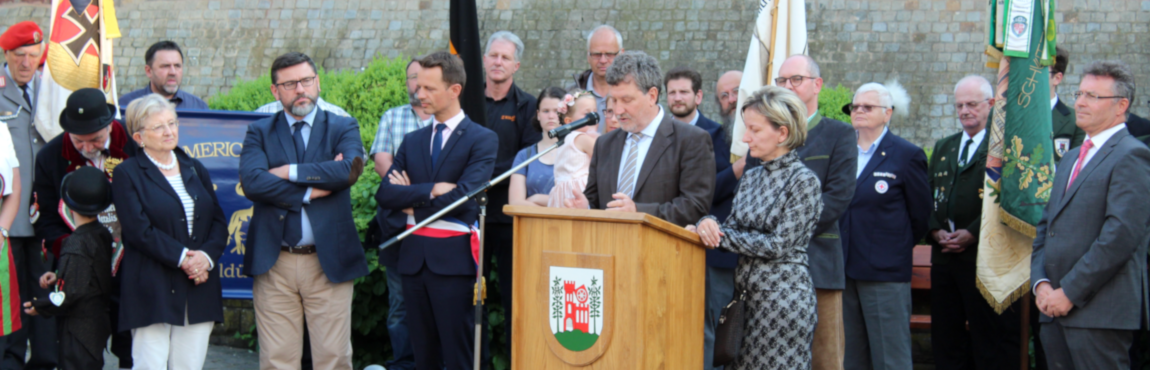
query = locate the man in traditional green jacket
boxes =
[1050,47,1086,163]
[927,75,1022,370]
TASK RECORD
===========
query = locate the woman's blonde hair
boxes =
[740,85,808,149]
[124,93,176,134]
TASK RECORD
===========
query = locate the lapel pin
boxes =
[881,151,886,156]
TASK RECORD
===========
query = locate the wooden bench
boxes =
[910,245,932,330]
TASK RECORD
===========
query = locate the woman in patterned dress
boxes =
[688,85,824,369]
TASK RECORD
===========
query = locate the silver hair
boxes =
[124,93,177,134]
[485,30,524,62]
[954,75,994,100]
[1082,60,1137,113]
[787,54,820,78]
[854,79,910,117]
[605,51,663,95]
[586,25,624,51]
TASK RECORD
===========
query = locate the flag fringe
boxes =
[976,274,1030,314]
[999,208,1038,238]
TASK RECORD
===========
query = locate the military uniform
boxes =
[927,127,1022,370]
[1051,98,1085,163]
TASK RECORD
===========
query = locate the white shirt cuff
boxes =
[303,187,313,204]
[289,164,298,182]
[178,247,189,268]
[1033,279,1051,295]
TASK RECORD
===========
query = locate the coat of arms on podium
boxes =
[549,266,604,351]
[541,251,614,365]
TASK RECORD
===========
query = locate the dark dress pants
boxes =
[404,264,476,370]
[930,262,1022,370]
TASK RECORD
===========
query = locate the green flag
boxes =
[976,0,1055,312]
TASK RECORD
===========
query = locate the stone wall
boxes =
[0,0,1147,147]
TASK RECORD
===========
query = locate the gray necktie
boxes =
[617,133,643,198]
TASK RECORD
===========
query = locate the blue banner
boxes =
[167,109,271,299]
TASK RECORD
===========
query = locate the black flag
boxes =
[450,0,486,126]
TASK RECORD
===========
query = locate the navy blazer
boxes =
[839,132,931,282]
[695,113,739,269]
[112,149,227,331]
[376,116,497,276]
[239,109,368,283]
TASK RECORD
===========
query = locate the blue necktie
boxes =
[284,121,307,247]
[431,123,446,170]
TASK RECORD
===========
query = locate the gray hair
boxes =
[124,93,176,134]
[605,51,663,95]
[485,30,524,62]
[954,75,994,100]
[586,25,623,51]
[1082,60,1137,113]
[787,54,821,78]
[741,85,808,149]
[854,79,910,117]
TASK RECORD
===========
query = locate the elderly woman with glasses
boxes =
[687,85,823,369]
[112,94,226,369]
[838,81,931,370]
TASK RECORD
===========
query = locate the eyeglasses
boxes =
[774,75,816,87]
[954,99,990,111]
[142,120,179,134]
[588,51,619,60]
[848,104,890,114]
[274,76,317,90]
[718,88,738,101]
[1073,91,1125,103]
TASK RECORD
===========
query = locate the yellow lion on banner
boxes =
[227,183,252,255]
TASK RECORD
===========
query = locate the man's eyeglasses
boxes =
[274,76,317,90]
[1073,91,1125,103]
[848,104,889,114]
[142,120,180,134]
[954,99,990,111]
[718,88,738,101]
[588,52,619,60]
[774,75,816,87]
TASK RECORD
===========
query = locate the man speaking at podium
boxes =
[566,51,715,227]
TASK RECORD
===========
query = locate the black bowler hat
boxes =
[60,167,112,216]
[59,88,116,135]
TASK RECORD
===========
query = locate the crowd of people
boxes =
[0,14,1146,370]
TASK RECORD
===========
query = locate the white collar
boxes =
[1084,123,1127,149]
[434,110,466,131]
[284,105,318,127]
[635,107,664,138]
[1051,96,1059,111]
[961,128,986,146]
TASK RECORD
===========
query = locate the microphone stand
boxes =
[378,135,568,370]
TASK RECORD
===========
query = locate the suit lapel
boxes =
[601,131,625,197]
[958,133,987,174]
[0,73,29,115]
[634,114,674,196]
[303,110,327,162]
[856,135,893,188]
[273,113,299,163]
[1054,129,1127,216]
[137,153,180,202]
[432,117,470,178]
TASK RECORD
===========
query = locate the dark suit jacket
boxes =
[584,111,715,227]
[112,149,227,330]
[745,113,858,289]
[1031,128,1150,329]
[1051,99,1085,162]
[376,116,497,276]
[927,129,988,265]
[693,113,739,268]
[239,109,368,283]
[839,132,931,282]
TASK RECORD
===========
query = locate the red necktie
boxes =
[1066,139,1094,190]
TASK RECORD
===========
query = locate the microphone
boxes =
[548,112,600,139]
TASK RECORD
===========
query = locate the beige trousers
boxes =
[812,288,845,370]
[253,252,354,370]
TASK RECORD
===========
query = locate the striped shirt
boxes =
[370,104,429,156]
[164,175,195,236]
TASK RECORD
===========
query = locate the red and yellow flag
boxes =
[34,0,120,140]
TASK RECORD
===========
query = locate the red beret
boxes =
[0,21,43,51]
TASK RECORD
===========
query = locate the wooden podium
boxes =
[504,206,707,369]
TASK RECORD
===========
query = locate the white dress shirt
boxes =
[284,107,318,247]
[430,110,466,151]
[617,107,665,191]
[959,129,987,166]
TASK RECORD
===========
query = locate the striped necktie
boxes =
[617,133,643,198]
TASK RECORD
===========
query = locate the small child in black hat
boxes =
[22,167,114,370]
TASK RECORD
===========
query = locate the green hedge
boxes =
[208,56,512,369]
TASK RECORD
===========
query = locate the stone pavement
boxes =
[102,344,260,370]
